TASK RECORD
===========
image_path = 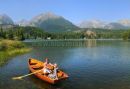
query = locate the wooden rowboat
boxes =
[28,58,69,84]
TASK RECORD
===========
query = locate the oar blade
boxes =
[12,77,22,80]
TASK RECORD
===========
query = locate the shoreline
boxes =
[0,48,31,66]
[23,39,129,42]
[0,40,31,66]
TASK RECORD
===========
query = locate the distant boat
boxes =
[28,58,69,84]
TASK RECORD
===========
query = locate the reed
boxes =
[0,40,31,66]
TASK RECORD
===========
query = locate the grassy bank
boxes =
[0,40,31,66]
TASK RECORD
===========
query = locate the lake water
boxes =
[1,40,130,89]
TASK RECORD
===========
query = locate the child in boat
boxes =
[43,58,52,74]
[48,63,58,80]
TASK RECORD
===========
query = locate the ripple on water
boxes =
[1,40,130,89]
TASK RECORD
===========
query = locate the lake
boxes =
[0,40,130,89]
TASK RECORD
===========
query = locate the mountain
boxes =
[1,13,130,31]
[29,12,79,32]
[79,19,130,29]
[104,22,126,29]
[79,20,105,28]
[16,19,29,26]
[118,19,130,27]
[0,14,14,25]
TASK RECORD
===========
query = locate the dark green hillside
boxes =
[34,18,79,32]
[29,13,79,32]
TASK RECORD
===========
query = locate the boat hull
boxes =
[28,58,68,84]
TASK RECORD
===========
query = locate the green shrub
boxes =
[0,40,31,66]
[0,40,25,51]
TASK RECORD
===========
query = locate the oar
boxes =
[12,69,42,80]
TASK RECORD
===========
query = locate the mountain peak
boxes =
[79,19,106,28]
[31,12,61,22]
[41,12,61,18]
[0,14,14,25]
[118,19,130,27]
[78,19,130,29]
[29,12,78,32]
[16,19,29,26]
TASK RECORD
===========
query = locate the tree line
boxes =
[0,26,130,40]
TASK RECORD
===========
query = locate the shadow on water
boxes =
[27,74,66,89]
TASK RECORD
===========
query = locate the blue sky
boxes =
[0,0,130,23]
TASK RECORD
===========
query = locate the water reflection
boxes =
[25,39,97,47]
[1,40,130,89]
[85,39,96,47]
[28,75,64,89]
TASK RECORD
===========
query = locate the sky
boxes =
[0,0,130,24]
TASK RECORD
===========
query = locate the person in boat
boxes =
[43,58,52,74]
[48,63,58,80]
